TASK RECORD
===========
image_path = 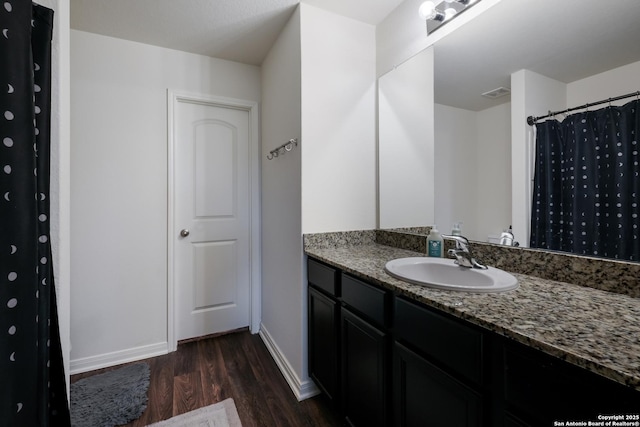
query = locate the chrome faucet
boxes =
[441,234,488,270]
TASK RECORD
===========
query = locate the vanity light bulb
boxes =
[444,7,457,20]
[418,1,437,20]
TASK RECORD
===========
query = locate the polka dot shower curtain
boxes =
[1,2,71,425]
[530,100,640,261]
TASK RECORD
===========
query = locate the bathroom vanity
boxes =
[305,232,640,427]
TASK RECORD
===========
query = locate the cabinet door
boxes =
[504,412,533,427]
[394,297,483,385]
[503,341,640,423]
[341,307,388,427]
[308,287,339,402]
[394,342,482,427]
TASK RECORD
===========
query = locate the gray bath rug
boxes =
[70,362,150,427]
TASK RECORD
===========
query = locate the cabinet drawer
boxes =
[308,258,339,296]
[341,274,389,327]
[394,297,483,385]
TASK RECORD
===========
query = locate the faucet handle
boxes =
[442,234,469,248]
[442,235,488,269]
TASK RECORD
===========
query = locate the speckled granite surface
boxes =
[473,242,640,298]
[304,235,640,392]
[302,229,376,249]
[375,229,428,253]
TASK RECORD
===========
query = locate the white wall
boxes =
[476,102,511,241]
[567,60,640,107]
[300,4,377,233]
[376,0,430,76]
[379,48,434,229]
[260,7,313,399]
[70,31,261,372]
[434,104,478,237]
[258,4,378,399]
[433,102,511,241]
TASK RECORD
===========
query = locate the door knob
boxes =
[180,229,190,237]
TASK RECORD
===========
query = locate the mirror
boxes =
[378,48,435,229]
[378,0,640,260]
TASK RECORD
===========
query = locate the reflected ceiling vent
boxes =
[482,87,511,99]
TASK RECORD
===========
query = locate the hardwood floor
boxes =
[70,330,344,426]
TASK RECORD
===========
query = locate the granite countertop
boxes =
[304,242,640,392]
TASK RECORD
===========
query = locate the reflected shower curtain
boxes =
[0,3,71,425]
[530,100,640,261]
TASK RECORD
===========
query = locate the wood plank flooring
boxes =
[70,330,344,426]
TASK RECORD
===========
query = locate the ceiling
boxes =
[69,0,405,66]
[71,0,640,111]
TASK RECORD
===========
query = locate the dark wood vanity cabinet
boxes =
[340,274,391,427]
[501,340,640,426]
[307,257,640,427]
[393,342,483,426]
[307,258,391,426]
[307,259,340,403]
[393,297,484,427]
[341,307,389,427]
[308,287,339,401]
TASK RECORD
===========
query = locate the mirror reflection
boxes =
[378,0,640,261]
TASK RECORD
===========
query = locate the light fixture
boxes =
[419,0,482,34]
[444,7,457,20]
[418,1,445,21]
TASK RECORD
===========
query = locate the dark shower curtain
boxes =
[1,2,71,425]
[530,99,640,261]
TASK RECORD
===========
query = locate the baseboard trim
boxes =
[258,323,320,401]
[70,341,169,375]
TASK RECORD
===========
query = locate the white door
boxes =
[173,98,251,341]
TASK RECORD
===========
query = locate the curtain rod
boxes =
[526,90,640,126]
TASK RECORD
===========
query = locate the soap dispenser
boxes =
[499,225,516,246]
[451,222,463,236]
[500,226,513,246]
[427,225,444,257]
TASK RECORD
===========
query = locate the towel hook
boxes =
[267,138,299,160]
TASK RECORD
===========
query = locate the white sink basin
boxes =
[385,257,518,293]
